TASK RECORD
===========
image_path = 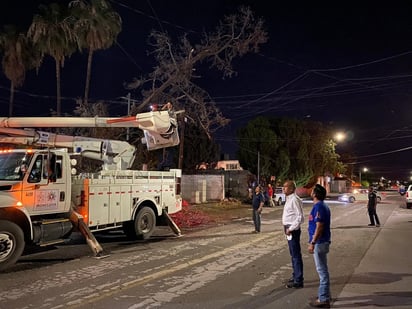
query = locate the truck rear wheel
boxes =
[0,220,25,271]
[124,207,156,240]
[135,207,156,240]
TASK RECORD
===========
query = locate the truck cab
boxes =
[0,149,72,215]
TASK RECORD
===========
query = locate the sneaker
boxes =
[286,282,304,289]
[368,224,375,227]
[309,298,330,308]
[375,224,380,227]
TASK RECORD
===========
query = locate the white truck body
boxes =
[0,109,182,270]
[71,169,182,231]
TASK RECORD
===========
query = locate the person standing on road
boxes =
[308,184,331,308]
[252,186,264,233]
[282,180,305,288]
[267,184,275,207]
[367,186,380,227]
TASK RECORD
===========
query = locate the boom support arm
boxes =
[0,110,180,151]
[0,128,136,170]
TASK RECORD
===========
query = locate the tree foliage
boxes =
[0,25,40,116]
[126,6,268,141]
[1,4,269,173]
[182,121,221,171]
[237,117,279,179]
[27,2,77,116]
[237,117,346,187]
[69,0,122,104]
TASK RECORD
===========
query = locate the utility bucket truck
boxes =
[0,109,182,271]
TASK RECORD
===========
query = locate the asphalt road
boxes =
[0,191,411,309]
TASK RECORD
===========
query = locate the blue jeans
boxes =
[313,242,331,302]
[252,209,261,232]
[287,228,303,283]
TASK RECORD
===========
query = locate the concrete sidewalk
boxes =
[332,207,412,308]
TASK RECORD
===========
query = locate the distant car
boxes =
[338,188,382,203]
[405,185,412,209]
[274,187,286,206]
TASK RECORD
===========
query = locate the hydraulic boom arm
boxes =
[0,110,180,170]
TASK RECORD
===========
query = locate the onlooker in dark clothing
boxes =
[367,186,380,227]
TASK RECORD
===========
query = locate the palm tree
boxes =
[0,25,38,116]
[27,2,76,116]
[70,0,122,105]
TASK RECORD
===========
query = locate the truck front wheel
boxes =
[0,220,25,271]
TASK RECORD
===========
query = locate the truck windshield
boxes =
[0,152,33,181]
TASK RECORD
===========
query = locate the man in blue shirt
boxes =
[308,184,331,308]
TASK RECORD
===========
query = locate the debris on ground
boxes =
[169,200,213,228]
[169,199,250,228]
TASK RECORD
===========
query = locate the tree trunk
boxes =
[84,48,94,105]
[8,81,15,117]
[55,59,61,116]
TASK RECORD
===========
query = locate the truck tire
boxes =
[124,207,157,240]
[0,220,25,271]
[135,207,156,240]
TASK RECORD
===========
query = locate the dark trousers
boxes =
[252,209,261,232]
[286,228,304,283]
[368,207,380,225]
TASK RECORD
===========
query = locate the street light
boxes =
[334,131,346,142]
[359,167,368,185]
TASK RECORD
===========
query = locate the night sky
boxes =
[1,1,412,180]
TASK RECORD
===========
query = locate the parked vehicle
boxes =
[338,188,382,203]
[274,187,286,206]
[405,185,412,209]
[0,110,182,270]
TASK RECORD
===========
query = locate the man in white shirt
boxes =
[282,180,305,288]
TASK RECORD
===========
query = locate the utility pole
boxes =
[257,150,260,185]
[178,113,186,170]
[126,93,131,141]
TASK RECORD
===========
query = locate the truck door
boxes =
[22,153,69,215]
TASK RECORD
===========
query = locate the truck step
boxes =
[39,239,67,247]
[32,218,71,225]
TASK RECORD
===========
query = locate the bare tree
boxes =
[126,6,268,138]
